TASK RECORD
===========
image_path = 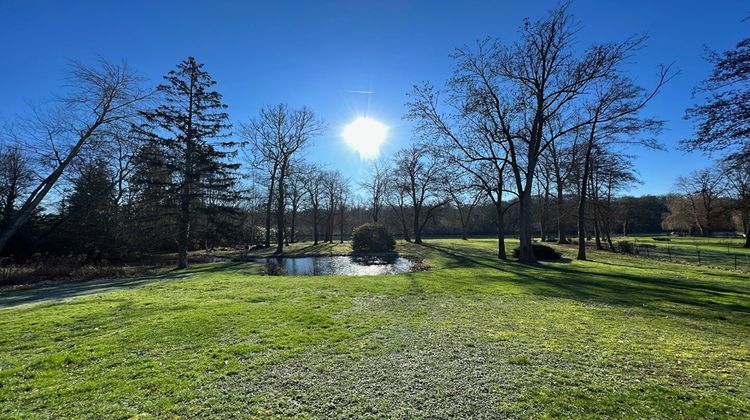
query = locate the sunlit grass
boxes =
[1,239,748,417]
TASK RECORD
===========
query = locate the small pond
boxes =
[254,255,418,276]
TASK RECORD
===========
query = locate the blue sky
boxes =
[0,0,746,195]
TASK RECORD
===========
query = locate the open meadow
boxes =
[1,238,749,418]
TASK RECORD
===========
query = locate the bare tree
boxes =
[535,153,554,242]
[446,171,484,240]
[541,122,579,244]
[360,159,388,223]
[673,168,726,237]
[254,154,277,248]
[723,160,750,247]
[662,194,697,234]
[493,7,648,263]
[384,171,413,242]
[571,76,667,259]
[242,104,325,254]
[321,170,345,243]
[407,70,515,258]
[588,147,640,251]
[0,147,34,226]
[285,163,308,244]
[391,145,448,244]
[301,165,325,245]
[337,180,351,243]
[0,60,148,253]
[684,34,750,165]
[409,4,666,262]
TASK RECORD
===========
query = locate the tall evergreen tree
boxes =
[127,142,177,254]
[138,57,238,268]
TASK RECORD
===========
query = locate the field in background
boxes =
[1,239,749,417]
[610,236,750,271]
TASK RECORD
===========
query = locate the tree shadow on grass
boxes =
[421,243,513,270]
[423,242,750,323]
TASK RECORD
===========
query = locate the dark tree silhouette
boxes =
[0,60,147,254]
[684,36,750,164]
[0,147,33,226]
[138,57,238,268]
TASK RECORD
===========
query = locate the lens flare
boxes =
[342,117,388,159]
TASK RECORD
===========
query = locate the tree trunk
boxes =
[413,207,422,245]
[264,170,276,248]
[177,199,190,269]
[517,189,536,263]
[312,204,319,245]
[495,200,507,260]
[290,209,296,244]
[744,223,750,248]
[326,206,334,243]
[577,142,594,261]
[399,209,411,242]
[593,208,603,250]
[373,203,380,223]
[555,179,568,244]
[339,206,345,244]
[275,165,286,254]
[604,220,616,252]
[177,145,192,269]
[540,188,549,242]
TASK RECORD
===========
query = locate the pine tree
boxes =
[137,57,239,268]
[61,160,118,260]
[127,142,178,254]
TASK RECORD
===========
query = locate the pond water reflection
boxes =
[254,255,417,276]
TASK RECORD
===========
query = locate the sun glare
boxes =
[342,117,388,159]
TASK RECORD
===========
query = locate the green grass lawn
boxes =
[1,239,749,418]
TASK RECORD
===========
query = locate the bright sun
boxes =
[342,117,388,159]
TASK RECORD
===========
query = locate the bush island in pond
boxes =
[512,244,561,260]
[351,223,396,253]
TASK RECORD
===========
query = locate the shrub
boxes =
[616,241,635,254]
[511,244,561,260]
[351,223,396,253]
